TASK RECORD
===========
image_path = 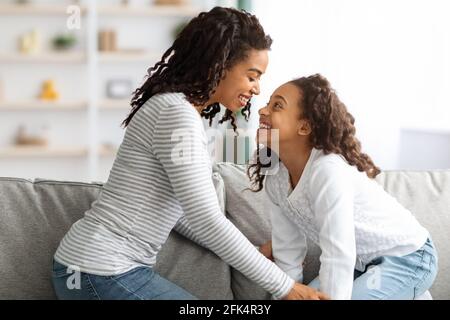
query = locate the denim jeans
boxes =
[52,260,197,300]
[308,237,438,299]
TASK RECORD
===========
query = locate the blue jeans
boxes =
[52,260,197,300]
[308,237,438,299]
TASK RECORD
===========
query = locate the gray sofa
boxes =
[0,163,449,300]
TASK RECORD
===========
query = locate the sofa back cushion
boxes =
[375,170,450,300]
[0,175,231,300]
[0,178,103,299]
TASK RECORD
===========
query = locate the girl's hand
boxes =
[259,241,273,261]
[283,283,330,300]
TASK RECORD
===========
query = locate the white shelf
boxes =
[0,101,88,111]
[99,99,131,110]
[99,145,118,157]
[0,52,86,63]
[0,3,198,17]
[98,51,161,63]
[0,145,120,158]
[0,146,88,158]
[0,3,87,15]
[98,4,200,17]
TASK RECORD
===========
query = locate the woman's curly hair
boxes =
[248,74,381,191]
[122,6,272,129]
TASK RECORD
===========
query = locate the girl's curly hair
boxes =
[248,74,381,191]
[121,7,272,130]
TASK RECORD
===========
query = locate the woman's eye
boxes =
[248,77,256,82]
[274,103,282,109]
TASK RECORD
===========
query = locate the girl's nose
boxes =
[258,105,268,115]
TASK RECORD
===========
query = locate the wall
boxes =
[252,0,450,170]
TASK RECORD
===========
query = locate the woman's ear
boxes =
[297,119,312,136]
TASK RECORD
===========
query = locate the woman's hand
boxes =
[259,241,273,261]
[283,283,330,300]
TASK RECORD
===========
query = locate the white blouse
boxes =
[266,148,429,299]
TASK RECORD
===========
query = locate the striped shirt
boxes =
[54,92,294,299]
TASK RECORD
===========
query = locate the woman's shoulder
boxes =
[142,92,190,112]
[149,92,188,106]
[140,92,200,123]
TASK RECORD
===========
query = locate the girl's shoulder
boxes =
[308,151,354,186]
[311,150,350,172]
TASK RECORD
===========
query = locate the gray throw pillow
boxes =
[213,162,322,299]
[213,162,272,300]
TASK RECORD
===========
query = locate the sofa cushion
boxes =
[0,174,231,300]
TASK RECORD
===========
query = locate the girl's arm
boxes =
[309,160,357,300]
[153,103,294,299]
[270,201,308,283]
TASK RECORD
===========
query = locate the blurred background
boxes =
[0,0,449,182]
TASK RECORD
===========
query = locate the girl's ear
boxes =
[297,119,312,136]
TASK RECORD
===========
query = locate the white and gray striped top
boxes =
[54,92,294,298]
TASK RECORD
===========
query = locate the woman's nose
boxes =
[252,81,260,96]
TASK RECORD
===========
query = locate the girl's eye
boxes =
[248,77,256,82]
[273,103,282,109]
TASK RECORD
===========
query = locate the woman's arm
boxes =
[153,103,294,299]
[173,215,208,247]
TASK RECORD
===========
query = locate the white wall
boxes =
[252,0,450,170]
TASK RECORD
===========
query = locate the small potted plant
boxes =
[52,33,77,51]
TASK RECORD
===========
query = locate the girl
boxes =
[250,74,438,300]
[51,7,325,300]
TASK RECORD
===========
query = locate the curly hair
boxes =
[121,7,272,130]
[248,74,381,191]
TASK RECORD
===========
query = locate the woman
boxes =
[51,7,327,300]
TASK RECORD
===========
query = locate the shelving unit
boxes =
[0,0,205,181]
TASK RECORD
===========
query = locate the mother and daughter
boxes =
[51,6,437,300]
